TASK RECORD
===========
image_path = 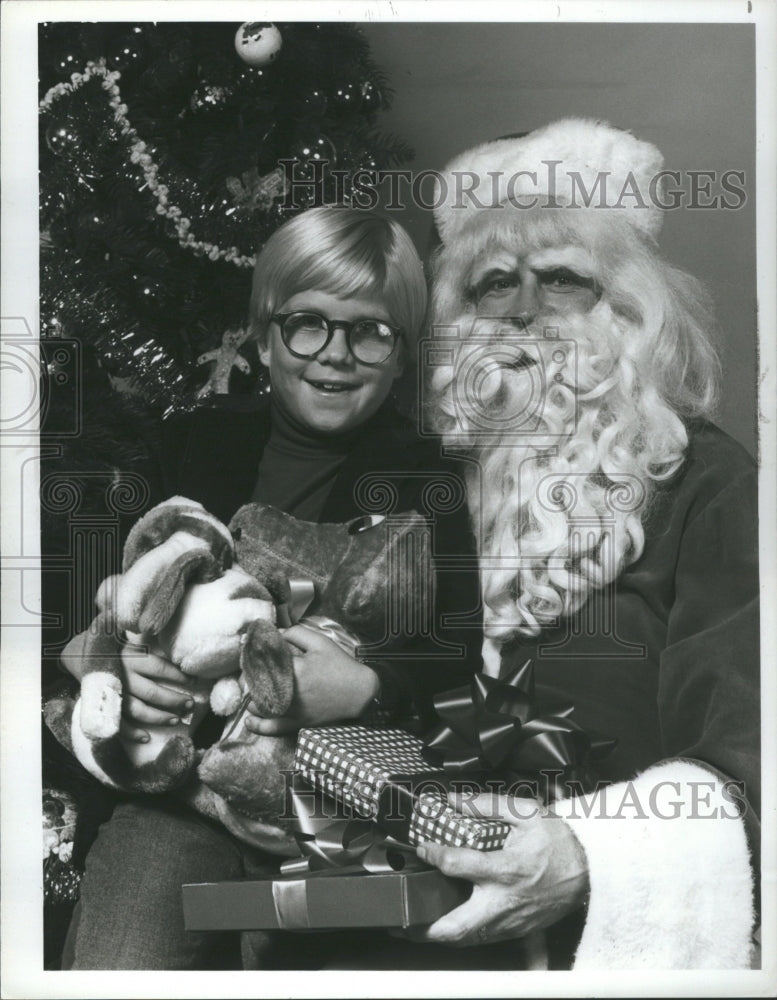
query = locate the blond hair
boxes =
[250,206,427,359]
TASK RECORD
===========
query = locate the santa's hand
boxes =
[244,624,380,734]
[408,792,589,947]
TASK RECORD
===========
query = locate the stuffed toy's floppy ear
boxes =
[114,497,236,635]
[116,535,220,635]
[239,618,295,717]
[122,496,234,572]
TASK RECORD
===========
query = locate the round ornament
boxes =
[45,116,82,158]
[293,133,337,167]
[360,80,382,111]
[332,82,359,113]
[234,23,282,68]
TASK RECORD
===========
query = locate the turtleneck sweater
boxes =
[251,400,373,522]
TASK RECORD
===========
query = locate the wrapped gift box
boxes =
[183,726,512,933]
[294,725,511,850]
[183,868,469,930]
[182,671,616,934]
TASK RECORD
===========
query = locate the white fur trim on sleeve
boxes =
[552,760,755,969]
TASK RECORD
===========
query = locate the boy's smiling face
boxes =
[259,289,405,436]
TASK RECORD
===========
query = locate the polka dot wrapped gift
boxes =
[293,725,512,851]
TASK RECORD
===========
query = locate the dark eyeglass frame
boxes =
[271,311,402,366]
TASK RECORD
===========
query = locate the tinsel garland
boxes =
[40,60,258,269]
[40,248,191,415]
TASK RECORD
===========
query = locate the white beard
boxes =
[429,302,689,641]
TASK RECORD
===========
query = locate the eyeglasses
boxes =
[271,311,401,366]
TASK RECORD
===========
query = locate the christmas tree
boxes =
[39,21,412,410]
[38,21,413,669]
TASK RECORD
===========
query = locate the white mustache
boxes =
[429,306,628,447]
[435,308,621,396]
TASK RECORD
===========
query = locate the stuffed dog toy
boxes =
[44,497,295,795]
[45,497,432,851]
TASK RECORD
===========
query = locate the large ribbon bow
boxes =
[423,659,616,792]
[280,773,421,877]
[269,777,425,930]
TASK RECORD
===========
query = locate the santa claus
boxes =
[417,119,759,969]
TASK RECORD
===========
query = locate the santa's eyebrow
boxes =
[468,262,516,282]
[474,265,517,282]
[526,246,597,274]
[465,266,518,301]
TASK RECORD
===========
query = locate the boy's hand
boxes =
[120,637,197,728]
[244,624,379,735]
[60,626,198,743]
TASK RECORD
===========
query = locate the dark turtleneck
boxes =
[251,399,374,521]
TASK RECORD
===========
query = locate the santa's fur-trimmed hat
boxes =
[433,118,665,246]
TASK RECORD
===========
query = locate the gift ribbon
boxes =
[422,659,616,796]
[272,774,426,926]
[270,771,494,928]
[277,579,362,656]
[280,773,421,878]
[296,615,360,658]
[271,879,311,930]
[271,772,492,929]
[275,578,317,629]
